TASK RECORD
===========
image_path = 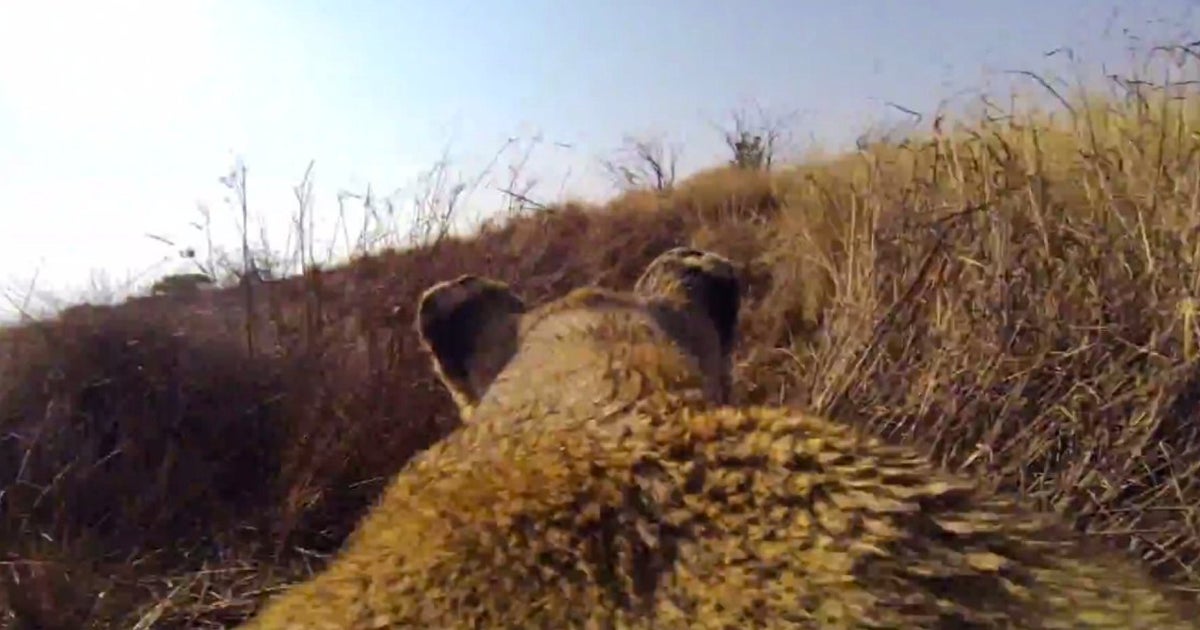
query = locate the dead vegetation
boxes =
[3,40,1200,628]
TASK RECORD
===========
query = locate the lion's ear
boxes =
[416,275,526,415]
[635,247,741,358]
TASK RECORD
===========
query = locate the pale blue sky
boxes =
[0,0,1195,318]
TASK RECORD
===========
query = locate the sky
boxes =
[0,0,1196,319]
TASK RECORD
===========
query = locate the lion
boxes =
[240,247,1198,629]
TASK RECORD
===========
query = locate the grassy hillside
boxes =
[4,44,1200,627]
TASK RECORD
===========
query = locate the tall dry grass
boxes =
[2,41,1200,627]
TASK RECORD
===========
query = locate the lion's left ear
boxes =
[416,275,527,415]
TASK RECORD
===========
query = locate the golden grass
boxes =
[3,46,1200,627]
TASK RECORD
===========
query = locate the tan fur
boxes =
[240,247,1198,629]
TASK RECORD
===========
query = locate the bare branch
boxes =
[601,134,681,192]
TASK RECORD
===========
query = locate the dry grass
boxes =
[4,42,1200,627]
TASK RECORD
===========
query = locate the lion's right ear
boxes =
[635,247,741,358]
[416,275,526,416]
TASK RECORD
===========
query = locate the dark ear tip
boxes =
[636,248,739,289]
[415,275,523,339]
